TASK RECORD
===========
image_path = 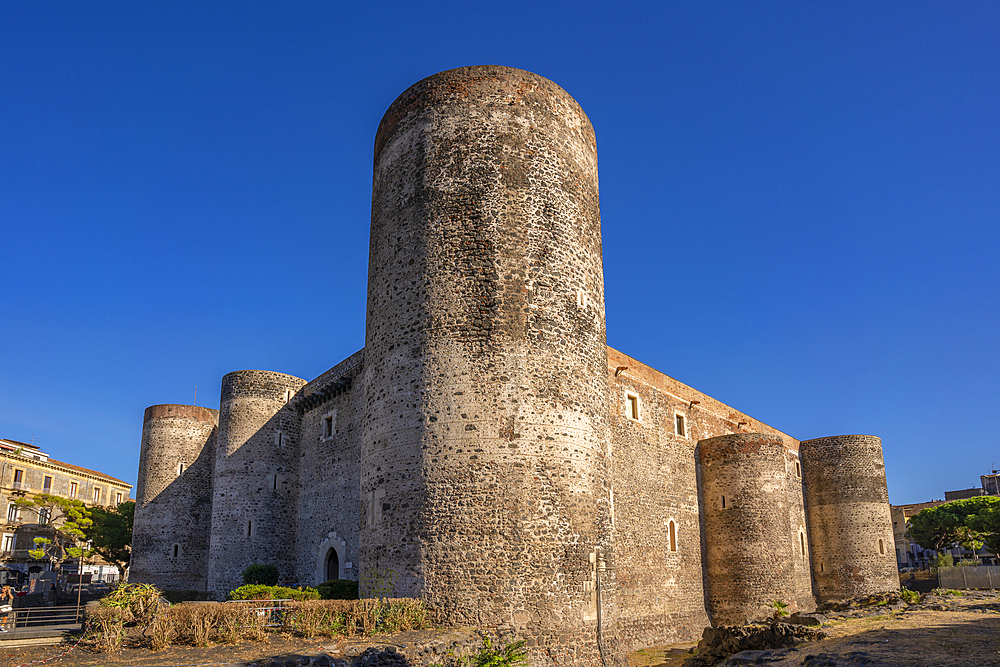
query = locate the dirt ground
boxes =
[0,627,465,667]
[3,592,1000,667]
[627,591,1000,667]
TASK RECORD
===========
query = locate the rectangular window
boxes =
[12,469,23,490]
[115,492,123,505]
[177,462,185,476]
[625,393,640,421]
[43,476,52,492]
[795,461,801,477]
[93,487,101,503]
[674,413,686,437]
[324,416,334,437]
[38,507,49,524]
[69,482,78,498]
[6,503,18,523]
[1,534,14,554]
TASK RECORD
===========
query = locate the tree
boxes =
[968,501,1000,555]
[907,496,1000,555]
[85,501,133,580]
[12,493,93,570]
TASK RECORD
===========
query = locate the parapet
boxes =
[374,65,595,166]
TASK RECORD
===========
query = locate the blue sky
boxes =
[2,2,997,504]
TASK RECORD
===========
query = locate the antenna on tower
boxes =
[194,385,198,407]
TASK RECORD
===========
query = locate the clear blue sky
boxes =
[2,2,997,505]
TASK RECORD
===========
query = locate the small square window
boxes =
[625,393,640,421]
[674,413,686,437]
[322,410,337,438]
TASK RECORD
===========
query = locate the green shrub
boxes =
[241,563,279,586]
[227,584,320,601]
[472,634,527,667]
[318,579,360,600]
[899,588,920,604]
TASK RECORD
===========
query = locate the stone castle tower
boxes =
[131,66,897,665]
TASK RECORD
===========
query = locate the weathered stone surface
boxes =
[684,622,826,667]
[363,65,614,664]
[132,404,218,590]
[787,613,827,627]
[800,436,898,603]
[699,434,814,625]
[132,66,899,666]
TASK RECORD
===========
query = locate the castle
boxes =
[131,66,897,663]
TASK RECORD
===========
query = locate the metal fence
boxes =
[226,599,293,627]
[938,565,1000,590]
[8,604,82,629]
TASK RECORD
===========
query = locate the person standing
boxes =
[0,586,14,632]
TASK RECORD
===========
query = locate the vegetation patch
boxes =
[84,583,429,653]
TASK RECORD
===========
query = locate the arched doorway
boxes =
[325,548,340,581]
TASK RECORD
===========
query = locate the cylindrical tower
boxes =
[800,435,897,602]
[132,404,218,591]
[364,66,615,661]
[206,370,306,596]
[698,433,800,625]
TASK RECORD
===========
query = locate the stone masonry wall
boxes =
[364,66,616,666]
[800,435,897,602]
[292,350,364,585]
[132,404,217,591]
[606,347,802,649]
[698,433,803,626]
[206,370,306,597]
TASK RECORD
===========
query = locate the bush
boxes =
[98,583,163,627]
[317,579,359,600]
[86,605,128,653]
[227,584,321,601]
[84,597,429,652]
[241,563,279,586]
[899,587,920,604]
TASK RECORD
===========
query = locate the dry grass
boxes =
[85,597,429,652]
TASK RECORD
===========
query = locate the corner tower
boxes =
[800,435,897,601]
[205,370,306,596]
[131,404,218,591]
[698,433,813,625]
[363,66,616,660]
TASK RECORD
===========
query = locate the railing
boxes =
[8,604,83,629]
[227,599,293,627]
[938,565,1000,590]
[11,482,24,491]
